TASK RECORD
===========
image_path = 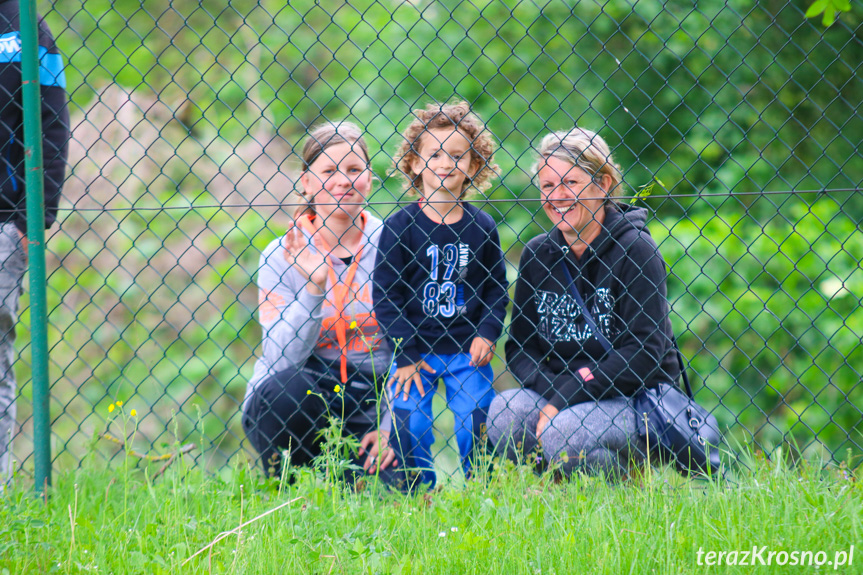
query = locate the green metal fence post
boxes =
[19,0,51,493]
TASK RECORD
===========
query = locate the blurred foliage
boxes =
[806,0,853,26]
[654,195,863,457]
[9,0,860,471]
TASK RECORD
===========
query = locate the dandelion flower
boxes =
[349,320,358,330]
[130,409,137,417]
[306,390,312,395]
[334,384,342,393]
[116,400,123,407]
[108,404,115,413]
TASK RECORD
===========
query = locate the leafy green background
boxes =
[11,0,861,475]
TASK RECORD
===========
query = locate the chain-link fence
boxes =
[5,0,862,483]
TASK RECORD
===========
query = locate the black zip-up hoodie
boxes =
[0,1,69,233]
[505,202,680,411]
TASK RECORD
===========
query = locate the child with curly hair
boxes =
[373,101,509,487]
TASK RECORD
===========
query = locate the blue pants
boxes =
[390,353,495,487]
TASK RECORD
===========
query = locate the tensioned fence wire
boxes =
[7,0,862,482]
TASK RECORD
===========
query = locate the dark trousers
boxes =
[242,361,393,482]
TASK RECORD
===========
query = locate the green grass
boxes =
[2,449,861,574]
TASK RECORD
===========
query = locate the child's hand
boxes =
[390,361,435,401]
[469,336,495,367]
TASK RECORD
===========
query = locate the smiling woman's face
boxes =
[537,156,611,237]
[300,142,371,220]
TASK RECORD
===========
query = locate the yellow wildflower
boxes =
[130,409,137,417]
[116,400,123,407]
[108,404,115,413]
[334,384,342,394]
[349,320,358,330]
[306,389,312,395]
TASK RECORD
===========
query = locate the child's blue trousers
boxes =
[390,353,495,487]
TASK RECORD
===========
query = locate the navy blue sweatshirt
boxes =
[373,202,509,367]
[0,1,69,233]
[506,203,680,411]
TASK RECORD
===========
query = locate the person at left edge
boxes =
[0,1,69,486]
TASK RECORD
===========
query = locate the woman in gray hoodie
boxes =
[242,122,397,479]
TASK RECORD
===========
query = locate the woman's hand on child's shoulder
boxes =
[469,336,495,367]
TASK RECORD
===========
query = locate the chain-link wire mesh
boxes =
[5,0,861,483]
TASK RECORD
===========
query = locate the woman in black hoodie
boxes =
[488,128,680,478]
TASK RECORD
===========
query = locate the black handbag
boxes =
[558,250,722,476]
[631,375,722,476]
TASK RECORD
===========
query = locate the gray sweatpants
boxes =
[0,223,26,483]
[487,388,647,479]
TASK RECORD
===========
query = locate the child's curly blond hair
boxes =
[393,101,498,197]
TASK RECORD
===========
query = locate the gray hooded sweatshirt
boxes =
[243,212,393,418]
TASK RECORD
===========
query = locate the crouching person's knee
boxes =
[486,388,547,465]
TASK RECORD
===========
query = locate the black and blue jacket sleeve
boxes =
[0,5,69,233]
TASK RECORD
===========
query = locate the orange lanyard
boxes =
[296,213,365,384]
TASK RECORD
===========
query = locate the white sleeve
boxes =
[256,241,326,374]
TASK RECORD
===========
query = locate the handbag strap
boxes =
[558,244,695,399]
[672,336,694,399]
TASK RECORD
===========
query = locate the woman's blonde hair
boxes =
[393,101,498,197]
[292,121,370,217]
[533,128,624,197]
